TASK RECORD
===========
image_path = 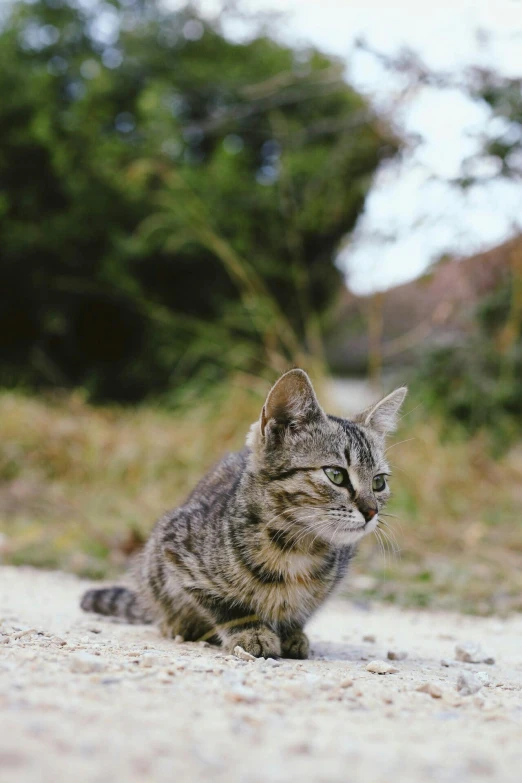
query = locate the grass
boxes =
[1,383,522,615]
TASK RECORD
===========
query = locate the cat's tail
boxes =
[80,586,154,624]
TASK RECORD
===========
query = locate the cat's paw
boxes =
[281,629,310,659]
[227,626,282,659]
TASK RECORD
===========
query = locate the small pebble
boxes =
[139,652,170,668]
[70,652,105,674]
[339,678,354,688]
[225,685,258,704]
[366,660,398,675]
[456,672,484,696]
[416,682,443,699]
[387,650,408,661]
[476,671,491,687]
[12,628,37,640]
[233,646,256,662]
[363,634,376,643]
[263,658,281,668]
[455,642,495,665]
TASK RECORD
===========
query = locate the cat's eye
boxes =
[372,474,387,492]
[324,467,345,486]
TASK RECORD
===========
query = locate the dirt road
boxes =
[1,566,521,783]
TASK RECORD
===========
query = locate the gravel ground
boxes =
[1,566,522,783]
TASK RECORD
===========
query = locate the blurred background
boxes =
[1,0,521,614]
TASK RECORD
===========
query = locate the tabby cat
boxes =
[81,370,407,659]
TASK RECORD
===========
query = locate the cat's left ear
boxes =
[355,387,408,438]
[260,369,325,437]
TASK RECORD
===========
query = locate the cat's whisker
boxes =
[381,519,402,549]
[396,402,422,423]
[384,437,416,454]
[269,514,330,551]
[379,516,402,544]
[377,522,401,559]
[374,527,387,563]
[387,461,413,479]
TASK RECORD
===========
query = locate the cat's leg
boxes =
[158,600,217,643]
[280,625,310,659]
[222,624,281,658]
[189,589,281,657]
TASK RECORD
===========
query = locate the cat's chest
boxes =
[249,548,343,624]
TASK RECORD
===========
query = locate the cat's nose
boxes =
[358,500,378,523]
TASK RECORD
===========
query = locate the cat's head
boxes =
[247,369,407,547]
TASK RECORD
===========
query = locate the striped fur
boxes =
[80,370,407,658]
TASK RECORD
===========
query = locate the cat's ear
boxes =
[355,387,408,438]
[260,369,324,437]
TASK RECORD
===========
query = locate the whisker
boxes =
[396,403,422,423]
[374,527,387,564]
[387,461,413,479]
[385,437,416,454]
[378,522,401,559]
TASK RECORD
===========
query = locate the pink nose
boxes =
[358,502,378,522]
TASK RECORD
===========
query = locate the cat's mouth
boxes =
[327,514,378,546]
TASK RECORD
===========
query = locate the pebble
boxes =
[225,685,258,704]
[416,682,443,699]
[339,678,354,688]
[477,671,491,687]
[139,652,171,668]
[12,628,37,640]
[363,634,376,643]
[455,642,495,665]
[387,650,408,661]
[366,661,399,675]
[233,646,256,662]
[70,652,105,674]
[456,672,484,696]
[263,658,281,668]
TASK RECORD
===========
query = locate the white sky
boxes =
[214,0,522,293]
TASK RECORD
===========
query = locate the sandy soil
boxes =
[1,566,521,783]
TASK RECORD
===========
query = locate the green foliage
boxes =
[414,272,522,444]
[0,0,397,402]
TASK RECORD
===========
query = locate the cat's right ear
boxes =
[260,369,324,438]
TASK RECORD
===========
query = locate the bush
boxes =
[0,0,398,402]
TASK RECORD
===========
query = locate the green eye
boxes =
[324,467,345,486]
[372,474,387,492]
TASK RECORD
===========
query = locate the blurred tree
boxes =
[344,41,522,432]
[0,0,398,401]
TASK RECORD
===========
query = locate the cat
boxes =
[81,369,407,659]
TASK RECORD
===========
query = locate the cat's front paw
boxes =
[281,628,310,659]
[227,626,282,659]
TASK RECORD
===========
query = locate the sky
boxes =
[44,0,522,294]
[206,0,522,293]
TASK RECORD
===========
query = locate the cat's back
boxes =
[145,449,249,573]
[185,448,248,510]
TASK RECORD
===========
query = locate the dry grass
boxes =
[353,419,522,615]
[1,386,521,614]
